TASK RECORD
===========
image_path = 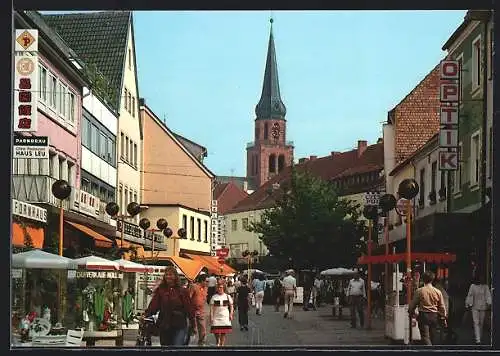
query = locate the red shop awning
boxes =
[357,252,456,265]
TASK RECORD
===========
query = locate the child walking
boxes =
[209,279,234,347]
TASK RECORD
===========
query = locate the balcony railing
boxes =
[247,140,294,149]
[12,175,72,210]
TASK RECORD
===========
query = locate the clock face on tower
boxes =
[271,122,281,139]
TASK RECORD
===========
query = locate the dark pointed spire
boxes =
[255,17,286,120]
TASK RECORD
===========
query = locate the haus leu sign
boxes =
[438,60,460,171]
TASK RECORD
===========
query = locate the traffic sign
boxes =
[216,247,229,258]
[396,198,410,216]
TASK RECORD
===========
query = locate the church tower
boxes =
[246,18,294,190]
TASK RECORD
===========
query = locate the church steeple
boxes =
[255,18,287,120]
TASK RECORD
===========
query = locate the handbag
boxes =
[249,293,255,307]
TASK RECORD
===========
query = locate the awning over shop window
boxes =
[185,253,237,276]
[168,256,205,281]
[12,222,44,249]
[357,252,456,265]
[66,221,113,248]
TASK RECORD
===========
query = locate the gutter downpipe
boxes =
[480,17,489,285]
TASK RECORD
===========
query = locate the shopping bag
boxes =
[249,293,255,307]
[461,309,472,327]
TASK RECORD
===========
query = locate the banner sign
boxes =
[438,60,460,171]
[13,136,49,160]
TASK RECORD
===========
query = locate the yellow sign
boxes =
[16,30,36,50]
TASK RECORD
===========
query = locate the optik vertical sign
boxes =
[438,60,460,171]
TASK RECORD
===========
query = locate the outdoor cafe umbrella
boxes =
[12,249,77,270]
[73,255,120,271]
[113,259,154,273]
[320,268,357,277]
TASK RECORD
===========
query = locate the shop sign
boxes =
[363,191,380,206]
[67,270,76,279]
[76,271,123,279]
[210,199,218,256]
[15,30,38,52]
[13,136,49,160]
[14,52,38,132]
[116,220,144,245]
[439,60,460,171]
[72,189,100,218]
[12,198,47,223]
[12,268,23,279]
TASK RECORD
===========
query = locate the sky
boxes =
[44,10,467,177]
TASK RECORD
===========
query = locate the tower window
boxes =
[255,127,260,140]
[264,122,269,140]
[278,154,285,172]
[269,154,276,174]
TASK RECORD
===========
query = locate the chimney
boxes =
[377,137,383,144]
[309,155,318,160]
[331,151,341,156]
[298,158,309,164]
[139,98,146,106]
[357,140,367,157]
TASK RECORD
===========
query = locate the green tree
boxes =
[248,169,367,270]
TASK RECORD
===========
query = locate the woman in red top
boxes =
[145,266,195,346]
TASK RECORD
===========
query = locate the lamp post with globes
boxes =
[374,179,418,344]
[51,179,72,256]
[167,228,187,257]
[362,204,379,330]
[242,250,259,282]
[138,218,172,259]
[105,202,142,252]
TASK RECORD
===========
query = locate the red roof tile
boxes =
[214,181,249,215]
[392,64,441,164]
[227,142,384,214]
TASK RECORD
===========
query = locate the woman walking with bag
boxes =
[144,266,195,346]
[236,277,251,331]
[210,280,234,347]
[465,275,491,345]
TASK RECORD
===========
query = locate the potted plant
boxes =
[428,191,437,205]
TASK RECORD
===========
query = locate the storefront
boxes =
[12,199,47,250]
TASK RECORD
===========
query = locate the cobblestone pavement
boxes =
[120,304,388,347]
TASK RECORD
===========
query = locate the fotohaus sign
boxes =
[210,200,218,256]
[438,60,460,171]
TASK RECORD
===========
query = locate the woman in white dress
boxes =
[210,280,234,346]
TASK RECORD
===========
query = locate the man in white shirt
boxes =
[206,274,218,304]
[347,272,366,328]
[282,271,297,319]
[311,275,322,310]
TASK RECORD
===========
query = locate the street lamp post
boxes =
[105,202,142,254]
[362,205,379,330]
[51,180,72,256]
[51,179,72,324]
[242,250,259,282]
[375,180,418,344]
[164,228,186,257]
[378,194,397,307]
[397,178,419,345]
[139,218,170,259]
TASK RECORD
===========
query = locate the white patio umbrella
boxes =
[74,255,120,271]
[113,259,154,273]
[320,267,358,277]
[12,249,77,270]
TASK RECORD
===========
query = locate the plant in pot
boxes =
[428,190,437,205]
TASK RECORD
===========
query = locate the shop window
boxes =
[190,217,195,240]
[472,36,482,91]
[197,219,201,241]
